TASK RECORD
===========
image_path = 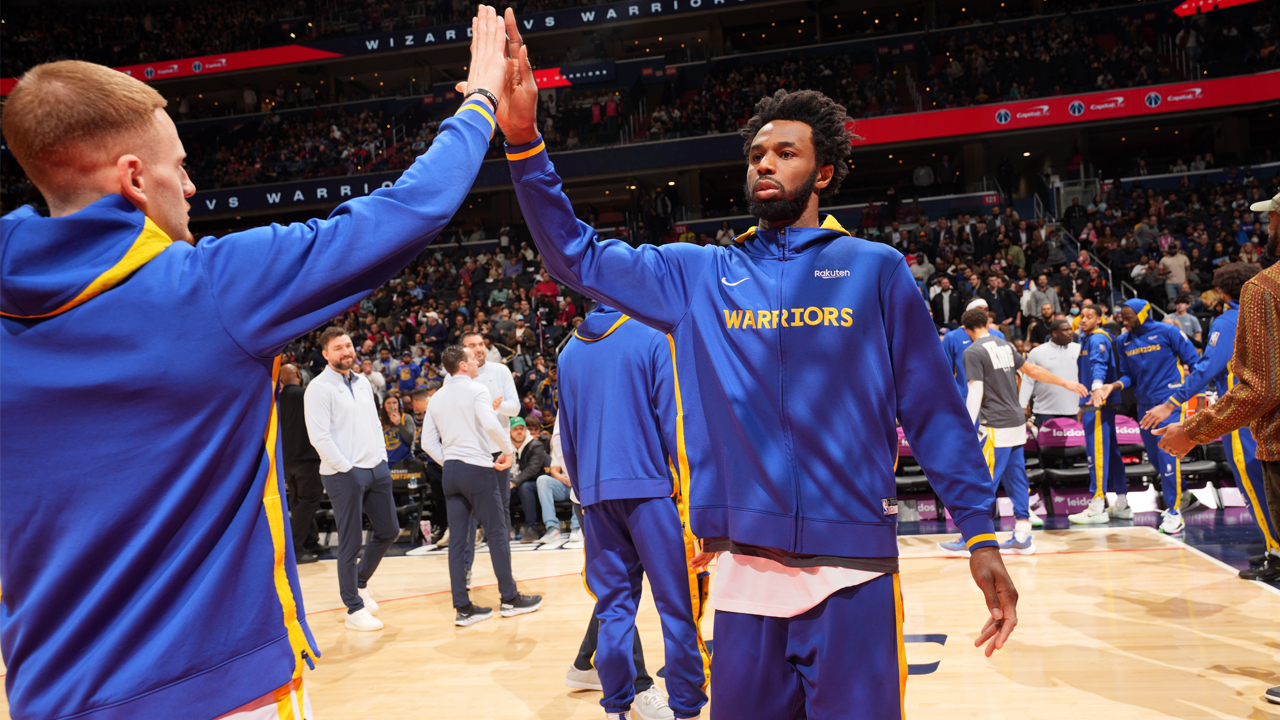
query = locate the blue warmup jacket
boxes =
[1115,299,1201,407]
[557,305,691,507]
[1167,302,1239,405]
[941,325,1005,398]
[507,136,998,558]
[1077,328,1126,408]
[0,99,496,720]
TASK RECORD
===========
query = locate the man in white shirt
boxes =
[463,331,521,520]
[1019,320,1082,425]
[420,345,542,626]
[303,328,396,632]
[359,358,386,400]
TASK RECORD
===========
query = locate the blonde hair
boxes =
[1,60,167,185]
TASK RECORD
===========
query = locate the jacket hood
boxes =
[1,195,173,319]
[573,303,630,341]
[734,214,853,258]
[1123,299,1155,330]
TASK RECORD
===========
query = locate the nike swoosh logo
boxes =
[721,277,750,287]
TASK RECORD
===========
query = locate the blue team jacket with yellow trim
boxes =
[507,135,998,557]
[1168,302,1239,405]
[557,305,688,507]
[0,99,496,720]
[1115,299,1201,408]
[1077,328,1126,408]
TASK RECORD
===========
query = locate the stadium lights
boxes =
[1023,152,1030,157]
[668,181,676,186]
[291,33,296,38]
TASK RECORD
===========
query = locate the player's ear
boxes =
[814,163,834,191]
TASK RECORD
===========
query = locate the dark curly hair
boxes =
[1213,262,1260,300]
[739,89,856,198]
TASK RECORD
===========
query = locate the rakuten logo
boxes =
[1089,96,1125,111]
[814,269,851,279]
[1166,87,1203,102]
[1015,105,1050,119]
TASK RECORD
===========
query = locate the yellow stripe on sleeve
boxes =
[506,140,546,161]
[966,533,997,549]
[457,102,496,134]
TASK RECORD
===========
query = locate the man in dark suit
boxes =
[279,362,323,564]
[931,276,964,329]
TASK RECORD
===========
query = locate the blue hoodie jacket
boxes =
[507,136,998,558]
[0,99,495,720]
[1077,328,1126,408]
[1167,301,1239,405]
[557,305,690,507]
[1116,299,1201,408]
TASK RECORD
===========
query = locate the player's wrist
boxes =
[505,128,541,147]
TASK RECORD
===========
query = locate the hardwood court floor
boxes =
[2,527,1278,719]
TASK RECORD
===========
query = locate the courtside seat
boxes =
[895,473,931,495]
[1124,463,1156,480]
[1042,466,1090,487]
[389,467,425,543]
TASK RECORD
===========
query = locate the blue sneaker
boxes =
[999,534,1037,556]
[938,536,971,558]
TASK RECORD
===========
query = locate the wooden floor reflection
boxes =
[4,527,1277,719]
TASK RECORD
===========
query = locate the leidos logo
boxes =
[1068,101,1085,116]
[1089,96,1125,111]
[814,269,850,279]
[1145,91,1162,108]
[995,109,1012,124]
[1015,105,1050,119]
[1166,87,1203,103]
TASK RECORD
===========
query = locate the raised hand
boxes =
[970,547,1018,657]
[496,7,541,145]
[456,5,508,111]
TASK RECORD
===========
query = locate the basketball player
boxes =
[1067,305,1132,524]
[939,308,1086,556]
[0,8,509,719]
[1096,299,1201,535]
[1139,264,1278,577]
[558,304,710,720]
[940,297,1006,397]
[485,12,1018,717]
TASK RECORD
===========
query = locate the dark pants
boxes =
[321,462,397,614]
[444,460,517,608]
[575,608,653,694]
[1264,460,1280,550]
[516,480,540,528]
[423,461,447,532]
[285,460,323,555]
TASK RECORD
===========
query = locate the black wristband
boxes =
[464,88,498,111]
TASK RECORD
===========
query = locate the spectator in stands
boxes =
[1026,303,1057,347]
[510,416,550,543]
[931,276,964,329]
[1159,246,1192,307]
[1030,274,1062,316]
[1170,296,1203,343]
[536,417,580,545]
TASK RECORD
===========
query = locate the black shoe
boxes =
[1239,556,1280,582]
[1249,553,1267,566]
[454,603,494,627]
[500,593,543,617]
[1267,685,1280,705]
[295,552,319,565]
[519,524,539,544]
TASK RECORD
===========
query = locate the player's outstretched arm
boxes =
[971,547,1018,656]
[197,6,508,358]
[498,10,711,333]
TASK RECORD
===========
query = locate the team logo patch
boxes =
[1068,101,1085,116]
[192,60,204,73]
[144,66,155,79]
[1144,91,1161,108]
[883,497,899,516]
[995,109,1012,124]
[1209,331,1219,347]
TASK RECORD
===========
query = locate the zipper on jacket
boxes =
[778,227,802,552]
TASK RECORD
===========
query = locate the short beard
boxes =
[745,168,817,226]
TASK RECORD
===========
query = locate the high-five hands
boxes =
[457,6,509,113]
[456,8,540,145]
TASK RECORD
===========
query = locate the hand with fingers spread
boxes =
[970,547,1018,657]
[493,7,541,145]
[456,5,508,113]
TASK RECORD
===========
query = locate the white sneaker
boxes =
[344,607,383,631]
[633,686,675,720]
[569,529,583,543]
[605,713,630,720]
[357,587,379,614]
[565,664,603,690]
[1068,502,1111,525]
[1107,506,1134,520]
[1159,510,1185,536]
[1029,513,1044,528]
[538,527,562,544]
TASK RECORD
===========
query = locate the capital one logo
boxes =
[1166,87,1203,102]
[144,66,155,79]
[1145,91,1161,108]
[1089,96,1125,111]
[1015,105,1050,119]
[995,109,1012,124]
[1068,100,1085,116]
